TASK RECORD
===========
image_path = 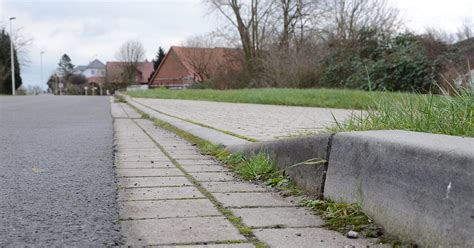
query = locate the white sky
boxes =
[0,0,473,89]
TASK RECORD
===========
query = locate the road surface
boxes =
[0,95,120,246]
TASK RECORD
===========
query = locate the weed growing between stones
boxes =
[302,200,373,233]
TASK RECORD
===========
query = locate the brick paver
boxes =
[111,102,382,247]
[132,98,354,141]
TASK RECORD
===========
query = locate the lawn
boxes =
[126,88,473,137]
[125,88,423,110]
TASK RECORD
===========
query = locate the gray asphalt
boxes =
[0,95,121,246]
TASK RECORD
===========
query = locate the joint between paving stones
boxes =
[119,215,224,222]
[131,118,267,248]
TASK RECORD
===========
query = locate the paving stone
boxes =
[213,193,294,208]
[170,154,210,159]
[190,172,236,182]
[253,228,377,248]
[231,207,324,228]
[200,182,268,193]
[111,103,128,118]
[181,165,229,172]
[117,168,184,177]
[132,98,353,141]
[177,159,219,165]
[121,217,245,246]
[118,177,192,188]
[158,244,255,248]
[116,161,174,169]
[115,151,166,157]
[119,199,220,219]
[120,103,142,118]
[116,156,170,162]
[119,186,204,200]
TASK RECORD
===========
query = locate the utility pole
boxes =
[9,17,16,95]
[40,51,45,88]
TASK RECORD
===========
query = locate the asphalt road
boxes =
[0,95,121,246]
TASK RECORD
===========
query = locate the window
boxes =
[91,70,95,75]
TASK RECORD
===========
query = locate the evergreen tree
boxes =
[148,46,166,82]
[0,29,23,94]
[57,54,75,79]
[152,47,166,70]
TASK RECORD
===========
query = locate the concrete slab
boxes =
[111,103,128,118]
[253,228,379,248]
[325,131,474,247]
[213,193,294,208]
[119,186,204,200]
[117,168,184,177]
[231,207,324,228]
[120,103,142,118]
[158,244,255,248]
[116,156,170,162]
[118,177,192,188]
[121,217,245,246]
[119,199,220,219]
[200,182,268,193]
[125,97,250,147]
[116,161,174,169]
[177,159,221,166]
[170,154,212,160]
[190,172,236,182]
[182,165,229,172]
[228,134,331,197]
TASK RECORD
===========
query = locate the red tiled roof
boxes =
[150,46,243,86]
[87,77,105,85]
[106,61,154,84]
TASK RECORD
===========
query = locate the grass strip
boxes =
[125,88,429,110]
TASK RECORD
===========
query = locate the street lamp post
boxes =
[40,51,45,88]
[9,17,16,95]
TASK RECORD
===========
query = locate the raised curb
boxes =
[117,93,250,147]
[227,134,333,197]
[325,130,474,247]
[230,130,474,247]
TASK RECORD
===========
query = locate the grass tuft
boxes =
[302,199,372,232]
[331,90,473,137]
[234,152,276,181]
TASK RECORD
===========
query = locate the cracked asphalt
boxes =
[0,95,121,246]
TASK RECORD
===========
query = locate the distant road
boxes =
[0,95,120,246]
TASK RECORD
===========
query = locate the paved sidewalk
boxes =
[132,98,354,141]
[111,102,380,247]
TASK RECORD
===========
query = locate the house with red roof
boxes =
[149,46,243,88]
[106,61,154,85]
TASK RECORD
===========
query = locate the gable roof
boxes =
[149,46,243,84]
[106,61,154,84]
[88,59,106,69]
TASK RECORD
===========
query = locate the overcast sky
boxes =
[0,0,473,89]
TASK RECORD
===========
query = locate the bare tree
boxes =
[206,0,274,72]
[326,0,401,42]
[456,21,473,41]
[181,35,217,81]
[115,40,145,84]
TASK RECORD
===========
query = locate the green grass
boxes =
[125,88,425,110]
[234,152,276,181]
[331,90,474,137]
[302,199,373,233]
